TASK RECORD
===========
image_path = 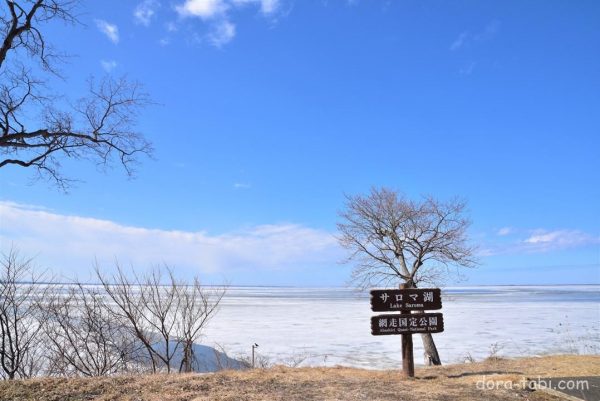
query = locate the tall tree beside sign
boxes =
[338,188,477,365]
[369,285,445,377]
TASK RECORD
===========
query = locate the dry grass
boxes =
[0,355,598,401]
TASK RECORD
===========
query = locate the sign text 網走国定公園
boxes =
[371,312,444,335]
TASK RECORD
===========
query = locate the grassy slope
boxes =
[0,355,598,401]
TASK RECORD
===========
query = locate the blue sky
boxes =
[1,0,599,286]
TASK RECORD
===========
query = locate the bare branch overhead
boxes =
[0,0,152,189]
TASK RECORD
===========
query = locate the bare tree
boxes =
[211,343,248,371]
[0,247,50,379]
[138,267,182,373]
[337,187,477,365]
[96,263,225,374]
[0,0,152,189]
[177,277,225,372]
[95,264,164,373]
[44,283,138,377]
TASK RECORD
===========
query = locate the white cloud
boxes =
[0,201,340,280]
[176,0,280,18]
[0,200,49,212]
[523,229,599,251]
[174,0,281,46]
[100,59,117,72]
[134,0,160,26]
[483,227,599,256]
[95,19,119,44]
[259,0,279,14]
[176,0,228,19]
[208,19,236,47]
[233,182,251,189]
[232,0,280,15]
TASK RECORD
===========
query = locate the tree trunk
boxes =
[420,332,442,365]
[182,343,193,372]
[407,281,442,366]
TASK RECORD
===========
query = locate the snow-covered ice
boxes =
[201,285,600,369]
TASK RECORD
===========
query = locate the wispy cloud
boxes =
[0,201,340,279]
[450,32,468,51]
[95,19,119,44]
[232,0,280,15]
[497,227,513,236]
[450,20,500,51]
[260,0,279,14]
[134,0,160,26]
[208,19,236,47]
[233,182,251,189]
[166,21,178,32]
[523,229,600,252]
[0,200,49,212]
[481,20,501,39]
[100,59,117,72]
[481,227,599,256]
[459,61,476,75]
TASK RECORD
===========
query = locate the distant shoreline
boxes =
[19,281,600,288]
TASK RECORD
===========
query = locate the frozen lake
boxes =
[202,285,600,369]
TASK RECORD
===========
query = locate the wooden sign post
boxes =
[400,283,414,377]
[369,284,444,378]
[400,284,414,378]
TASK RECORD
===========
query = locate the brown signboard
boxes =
[371,312,444,335]
[370,288,442,311]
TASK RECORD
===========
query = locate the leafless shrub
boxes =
[0,247,50,379]
[279,352,313,368]
[177,278,225,372]
[209,343,248,371]
[43,283,139,377]
[256,355,273,369]
[486,342,505,362]
[96,263,225,374]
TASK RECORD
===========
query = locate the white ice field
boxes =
[201,285,600,369]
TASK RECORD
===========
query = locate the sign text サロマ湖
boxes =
[370,288,442,312]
